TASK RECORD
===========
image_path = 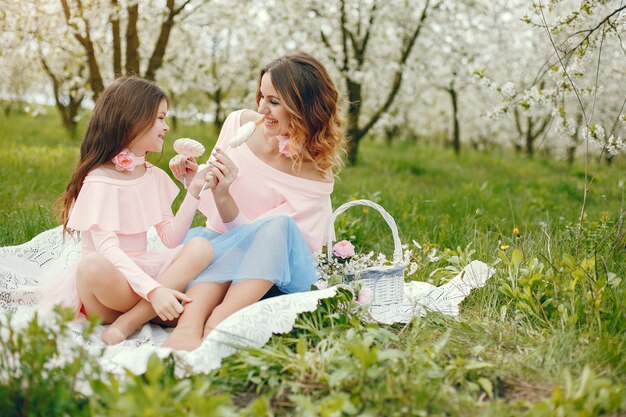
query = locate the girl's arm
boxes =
[155,166,215,248]
[89,227,162,300]
[154,192,199,248]
[89,227,191,321]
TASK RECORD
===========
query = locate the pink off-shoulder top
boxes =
[198,110,334,252]
[67,164,199,299]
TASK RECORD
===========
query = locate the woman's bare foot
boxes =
[101,325,130,345]
[162,326,203,351]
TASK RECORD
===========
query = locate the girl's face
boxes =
[130,99,169,156]
[258,72,291,137]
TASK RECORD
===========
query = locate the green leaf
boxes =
[511,248,523,272]
[477,377,494,399]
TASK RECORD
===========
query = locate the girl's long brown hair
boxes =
[57,76,168,235]
[256,53,344,174]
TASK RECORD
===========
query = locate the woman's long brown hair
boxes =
[256,53,344,174]
[56,76,168,235]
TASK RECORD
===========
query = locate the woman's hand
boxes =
[188,164,216,199]
[169,155,198,186]
[148,287,192,321]
[209,148,239,196]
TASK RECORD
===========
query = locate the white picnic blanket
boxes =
[0,226,494,377]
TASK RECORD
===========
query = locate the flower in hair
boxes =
[112,148,138,171]
[277,135,293,158]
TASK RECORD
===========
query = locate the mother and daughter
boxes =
[39,52,344,351]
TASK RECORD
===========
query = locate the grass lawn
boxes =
[1,107,625,416]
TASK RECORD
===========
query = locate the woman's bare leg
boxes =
[162,281,230,351]
[202,279,273,338]
[102,238,214,345]
[75,254,141,324]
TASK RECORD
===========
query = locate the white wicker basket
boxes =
[326,199,405,309]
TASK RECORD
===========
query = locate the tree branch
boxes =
[145,0,186,80]
[60,0,105,98]
[357,0,430,139]
[340,0,350,72]
[357,1,378,64]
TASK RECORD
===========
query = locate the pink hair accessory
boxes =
[112,148,144,172]
[277,135,293,158]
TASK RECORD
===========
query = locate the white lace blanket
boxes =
[0,226,494,377]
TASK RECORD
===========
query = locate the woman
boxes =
[113,52,343,351]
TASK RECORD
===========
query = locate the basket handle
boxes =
[326,199,403,263]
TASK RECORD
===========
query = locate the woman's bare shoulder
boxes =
[240,109,262,125]
[298,162,334,183]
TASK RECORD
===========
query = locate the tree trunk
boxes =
[447,86,460,155]
[39,55,84,139]
[110,0,122,78]
[526,116,534,157]
[213,86,224,131]
[125,3,140,75]
[385,125,399,146]
[326,0,430,165]
[345,79,363,165]
[566,145,576,165]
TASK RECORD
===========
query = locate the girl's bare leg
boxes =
[102,237,214,345]
[162,281,230,351]
[202,279,273,338]
[75,254,141,324]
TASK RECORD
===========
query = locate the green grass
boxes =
[1,108,626,416]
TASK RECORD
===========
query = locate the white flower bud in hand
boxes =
[173,138,204,188]
[230,120,258,147]
[173,138,205,157]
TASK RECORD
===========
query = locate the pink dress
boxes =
[38,163,199,315]
[198,109,334,252]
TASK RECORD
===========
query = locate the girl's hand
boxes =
[188,165,216,199]
[209,148,239,196]
[169,155,198,185]
[148,287,192,322]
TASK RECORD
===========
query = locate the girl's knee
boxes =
[76,254,110,286]
[185,237,214,263]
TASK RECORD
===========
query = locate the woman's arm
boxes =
[207,148,243,224]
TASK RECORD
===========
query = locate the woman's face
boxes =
[258,72,291,137]
[130,99,169,156]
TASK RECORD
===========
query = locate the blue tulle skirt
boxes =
[184,215,318,294]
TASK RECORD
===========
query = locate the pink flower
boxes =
[333,240,355,259]
[112,149,137,171]
[315,280,329,290]
[356,287,374,305]
[277,135,293,158]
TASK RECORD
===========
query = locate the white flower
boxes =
[501,82,516,98]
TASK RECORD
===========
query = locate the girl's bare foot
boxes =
[101,325,130,345]
[162,326,202,351]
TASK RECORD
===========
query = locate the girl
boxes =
[39,76,214,345]
[162,52,344,350]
